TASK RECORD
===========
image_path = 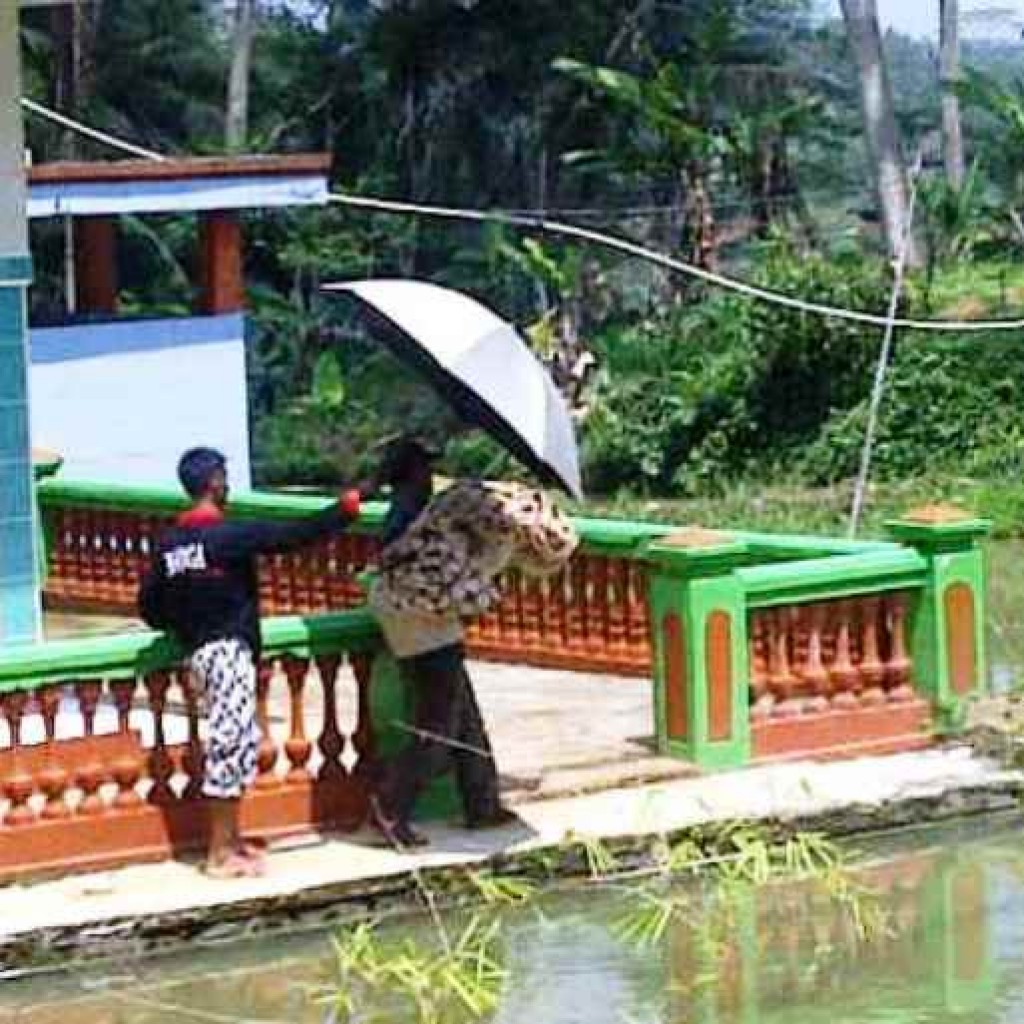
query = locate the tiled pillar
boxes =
[0,7,42,644]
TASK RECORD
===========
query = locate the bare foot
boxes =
[236,837,268,868]
[203,852,262,879]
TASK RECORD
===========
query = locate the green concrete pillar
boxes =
[0,6,42,645]
[645,529,750,769]
[887,507,991,731]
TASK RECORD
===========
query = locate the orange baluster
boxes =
[145,671,175,805]
[626,563,650,672]
[768,608,800,714]
[74,680,107,815]
[38,685,72,820]
[828,601,860,709]
[749,611,773,719]
[801,604,830,712]
[254,662,280,789]
[592,556,612,669]
[181,671,206,800]
[93,511,112,607]
[316,655,344,783]
[309,540,329,612]
[1,692,37,825]
[857,597,886,706]
[110,680,143,808]
[608,558,630,662]
[350,652,376,789]
[885,594,914,701]
[283,657,312,783]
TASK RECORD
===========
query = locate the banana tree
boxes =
[957,67,1024,246]
[553,55,731,269]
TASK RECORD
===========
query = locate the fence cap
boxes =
[644,527,747,575]
[886,505,991,548]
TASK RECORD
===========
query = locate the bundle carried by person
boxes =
[369,480,579,619]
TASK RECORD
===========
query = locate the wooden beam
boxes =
[197,210,244,314]
[73,216,118,315]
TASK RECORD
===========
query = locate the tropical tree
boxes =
[839,0,922,265]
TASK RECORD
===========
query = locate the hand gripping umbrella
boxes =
[323,279,582,499]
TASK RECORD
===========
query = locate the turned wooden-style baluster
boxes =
[316,654,344,783]
[626,563,651,671]
[506,568,526,655]
[38,685,72,820]
[66,508,88,603]
[1,692,37,825]
[145,671,175,805]
[520,573,543,654]
[254,662,280,789]
[74,680,107,815]
[884,594,914,701]
[857,597,886,706]
[109,680,143,808]
[181,671,206,800]
[350,652,376,791]
[310,540,330,612]
[92,512,112,607]
[749,610,773,719]
[283,656,313,783]
[46,508,68,598]
[828,600,860,709]
[292,547,313,613]
[258,557,276,615]
[496,575,517,652]
[554,569,572,656]
[801,603,830,712]
[768,608,800,713]
[592,556,613,666]
[570,555,590,653]
[607,558,630,660]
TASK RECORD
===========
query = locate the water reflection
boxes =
[986,540,1024,691]
[7,830,1024,1024]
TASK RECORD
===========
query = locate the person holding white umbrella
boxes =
[366,437,512,847]
[328,280,584,848]
[365,436,579,848]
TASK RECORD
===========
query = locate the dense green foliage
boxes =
[17,1,1024,506]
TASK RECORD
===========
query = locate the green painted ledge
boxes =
[40,479,899,562]
[737,548,929,608]
[0,608,381,694]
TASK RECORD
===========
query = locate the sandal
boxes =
[368,795,429,850]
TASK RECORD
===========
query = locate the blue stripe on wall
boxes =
[30,312,245,364]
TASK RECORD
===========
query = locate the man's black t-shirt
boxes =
[138,505,348,657]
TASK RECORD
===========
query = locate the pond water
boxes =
[986,540,1024,691]
[6,819,1024,1024]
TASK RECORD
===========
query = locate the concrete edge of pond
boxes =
[1,744,1022,976]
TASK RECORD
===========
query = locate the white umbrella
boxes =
[323,279,582,498]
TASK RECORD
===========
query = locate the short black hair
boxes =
[379,437,438,486]
[177,447,227,499]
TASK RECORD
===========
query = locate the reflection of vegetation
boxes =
[315,824,890,1024]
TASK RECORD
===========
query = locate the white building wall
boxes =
[29,313,252,488]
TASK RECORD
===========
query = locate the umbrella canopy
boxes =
[324,279,582,498]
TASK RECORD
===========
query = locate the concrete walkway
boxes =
[1,743,1019,969]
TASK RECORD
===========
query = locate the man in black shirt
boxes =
[139,447,361,877]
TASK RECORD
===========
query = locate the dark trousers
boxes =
[378,644,501,824]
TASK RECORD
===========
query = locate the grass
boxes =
[579,475,1024,540]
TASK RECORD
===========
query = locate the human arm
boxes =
[212,490,362,559]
